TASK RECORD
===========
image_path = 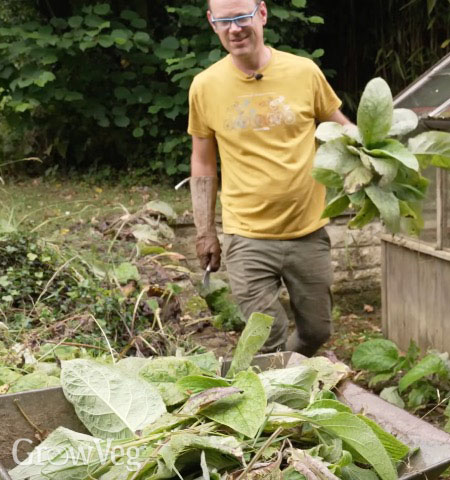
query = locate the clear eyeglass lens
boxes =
[236,17,252,27]
[214,16,253,30]
[215,20,232,30]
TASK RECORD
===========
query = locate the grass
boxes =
[1,177,192,238]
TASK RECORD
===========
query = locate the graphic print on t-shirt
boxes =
[223,92,296,132]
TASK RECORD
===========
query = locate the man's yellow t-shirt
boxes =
[188,48,341,239]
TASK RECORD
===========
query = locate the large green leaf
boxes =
[357,77,393,147]
[314,138,360,175]
[322,194,350,218]
[344,166,373,194]
[300,357,350,391]
[364,139,419,171]
[61,359,166,439]
[226,312,273,378]
[177,375,229,394]
[180,387,243,415]
[312,412,398,480]
[184,352,220,374]
[365,185,400,233]
[203,370,267,438]
[408,131,450,169]
[348,198,378,229]
[266,402,304,430]
[367,156,398,187]
[315,121,344,142]
[259,365,317,409]
[388,108,419,137]
[311,168,343,188]
[139,357,203,406]
[352,339,399,372]
[9,427,103,480]
[159,433,243,472]
[358,415,410,462]
[341,464,379,480]
[8,372,60,393]
[398,353,448,393]
[0,366,21,385]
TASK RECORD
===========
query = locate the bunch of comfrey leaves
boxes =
[11,314,411,480]
[312,77,450,235]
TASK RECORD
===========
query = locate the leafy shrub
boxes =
[352,338,450,419]
[0,1,324,178]
[0,232,175,353]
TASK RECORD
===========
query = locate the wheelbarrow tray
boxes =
[1,352,450,479]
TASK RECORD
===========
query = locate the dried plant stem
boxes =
[235,427,283,480]
[14,399,45,436]
[89,314,116,364]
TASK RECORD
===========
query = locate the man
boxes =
[188,0,351,355]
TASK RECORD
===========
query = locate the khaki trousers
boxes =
[222,227,333,356]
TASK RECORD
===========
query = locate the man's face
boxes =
[207,0,267,58]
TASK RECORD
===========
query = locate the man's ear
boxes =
[206,10,216,31]
[259,1,268,26]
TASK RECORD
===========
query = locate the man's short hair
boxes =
[207,0,258,10]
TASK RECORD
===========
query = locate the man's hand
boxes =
[196,234,221,271]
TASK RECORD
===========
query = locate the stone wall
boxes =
[174,215,382,296]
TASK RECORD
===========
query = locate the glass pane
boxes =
[418,166,437,244]
[396,74,450,116]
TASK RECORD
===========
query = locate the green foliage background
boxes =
[0,0,324,178]
[0,0,448,179]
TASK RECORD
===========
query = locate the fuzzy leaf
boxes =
[367,156,398,187]
[177,375,229,394]
[322,194,350,218]
[344,166,373,194]
[185,352,220,374]
[9,427,104,480]
[408,130,450,169]
[180,386,243,415]
[364,139,419,171]
[358,415,410,462]
[61,359,166,439]
[139,357,203,406]
[300,357,350,391]
[226,312,273,378]
[312,412,398,480]
[348,198,378,229]
[365,185,400,233]
[266,402,304,430]
[160,433,243,472]
[398,353,448,393]
[315,122,344,142]
[311,168,343,188]
[388,108,419,136]
[315,138,360,174]
[341,464,379,480]
[259,365,317,409]
[357,78,393,147]
[9,372,60,393]
[203,370,267,438]
[352,339,399,372]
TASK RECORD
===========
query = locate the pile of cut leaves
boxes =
[10,314,412,480]
[313,77,450,235]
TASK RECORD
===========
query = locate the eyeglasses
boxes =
[211,3,260,31]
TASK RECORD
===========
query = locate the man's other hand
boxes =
[196,234,221,271]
